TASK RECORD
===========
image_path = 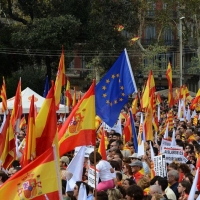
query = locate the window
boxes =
[164,27,174,45]
[145,25,156,40]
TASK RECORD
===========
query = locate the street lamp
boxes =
[179,16,185,87]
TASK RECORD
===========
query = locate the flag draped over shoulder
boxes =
[0,76,7,113]
[35,84,57,157]
[54,47,65,110]
[43,76,50,98]
[10,79,22,133]
[166,62,173,107]
[95,49,137,127]
[0,146,62,200]
[0,112,15,169]
[21,95,36,167]
[59,81,96,155]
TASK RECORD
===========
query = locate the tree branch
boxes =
[7,0,28,25]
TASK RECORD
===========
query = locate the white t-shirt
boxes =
[96,160,113,181]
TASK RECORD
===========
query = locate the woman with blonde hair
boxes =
[107,188,123,200]
[137,176,150,195]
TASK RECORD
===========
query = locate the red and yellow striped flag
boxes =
[0,146,62,199]
[10,79,22,133]
[166,62,173,107]
[19,117,26,129]
[72,87,77,108]
[35,83,57,157]
[54,47,65,110]
[167,110,174,130]
[141,70,156,109]
[132,94,138,115]
[0,77,7,113]
[21,95,36,167]
[0,112,15,169]
[191,89,200,110]
[65,77,72,107]
[59,81,96,155]
[98,130,107,160]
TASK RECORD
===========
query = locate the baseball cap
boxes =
[60,156,69,165]
[129,160,143,168]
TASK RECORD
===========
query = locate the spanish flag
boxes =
[166,62,173,107]
[0,112,15,169]
[19,117,26,129]
[59,81,96,155]
[65,77,72,107]
[0,76,7,113]
[0,146,62,199]
[141,70,155,109]
[54,47,65,110]
[21,95,36,167]
[98,130,106,160]
[35,83,57,157]
[10,78,22,133]
[132,94,138,115]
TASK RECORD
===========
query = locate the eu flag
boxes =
[43,76,49,98]
[95,49,137,127]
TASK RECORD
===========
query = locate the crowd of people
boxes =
[1,96,200,200]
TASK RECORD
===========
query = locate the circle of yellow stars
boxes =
[101,73,125,107]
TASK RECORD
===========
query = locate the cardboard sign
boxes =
[88,166,100,188]
[163,147,187,164]
[153,155,167,178]
[74,146,94,157]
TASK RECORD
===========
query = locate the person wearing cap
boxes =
[129,160,144,183]
[60,156,69,169]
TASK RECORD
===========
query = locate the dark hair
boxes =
[180,124,187,130]
[116,172,122,181]
[184,173,194,184]
[157,177,168,191]
[150,176,160,185]
[126,185,144,200]
[185,144,194,151]
[75,181,89,195]
[12,160,20,168]
[153,147,158,156]
[114,152,123,160]
[113,132,121,138]
[176,139,185,148]
[116,140,123,146]
[124,178,136,186]
[96,191,108,200]
[0,171,8,183]
[123,163,133,175]
[178,163,191,174]
[109,160,121,171]
[143,195,152,200]
[89,151,102,164]
[179,180,191,194]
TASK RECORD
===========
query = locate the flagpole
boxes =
[93,79,97,200]
[94,140,97,200]
[52,145,63,200]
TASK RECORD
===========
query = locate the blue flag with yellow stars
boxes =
[95,49,137,127]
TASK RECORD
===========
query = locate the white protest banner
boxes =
[160,138,171,153]
[75,146,94,158]
[88,166,100,188]
[163,147,187,164]
[153,155,167,178]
